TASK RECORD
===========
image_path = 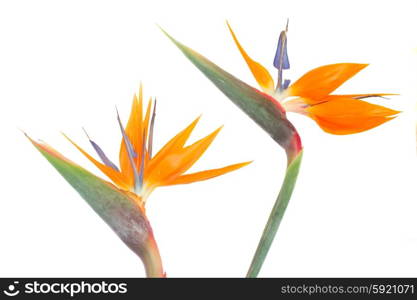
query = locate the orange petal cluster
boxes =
[40,86,250,202]
[227,22,399,135]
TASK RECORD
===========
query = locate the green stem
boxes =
[141,234,165,278]
[246,150,303,277]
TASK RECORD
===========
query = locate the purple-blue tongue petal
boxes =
[273,30,290,70]
[273,21,290,92]
[82,128,120,171]
[283,79,291,90]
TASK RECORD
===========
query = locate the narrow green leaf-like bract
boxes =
[31,141,163,277]
[161,29,301,160]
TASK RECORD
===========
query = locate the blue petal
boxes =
[82,128,120,171]
[283,79,291,90]
[273,31,290,70]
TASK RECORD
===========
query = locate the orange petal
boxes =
[140,97,153,162]
[145,116,200,176]
[163,161,252,186]
[119,85,144,186]
[148,126,222,186]
[306,96,400,135]
[146,100,157,160]
[227,21,275,93]
[64,134,130,189]
[288,63,368,103]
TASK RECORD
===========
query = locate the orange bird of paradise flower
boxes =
[27,85,250,277]
[227,21,399,135]
[60,85,250,205]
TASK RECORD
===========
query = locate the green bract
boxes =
[30,140,163,277]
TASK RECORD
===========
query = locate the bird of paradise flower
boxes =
[162,21,399,277]
[226,21,399,135]
[26,85,250,277]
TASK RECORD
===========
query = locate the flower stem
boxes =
[141,234,165,278]
[246,150,303,277]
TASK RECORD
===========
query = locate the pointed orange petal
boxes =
[119,86,144,185]
[163,161,252,186]
[145,116,200,175]
[135,97,153,178]
[306,96,400,135]
[288,63,368,103]
[64,134,130,189]
[148,126,222,186]
[141,97,153,159]
[227,21,275,93]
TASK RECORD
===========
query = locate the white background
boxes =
[1,0,417,277]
